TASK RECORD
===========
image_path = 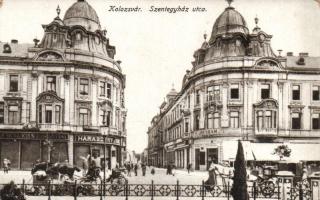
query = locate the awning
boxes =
[223,141,320,162]
[222,140,255,161]
[249,143,320,162]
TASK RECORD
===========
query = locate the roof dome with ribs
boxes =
[209,6,249,44]
[63,0,101,31]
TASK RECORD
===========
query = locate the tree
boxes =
[272,144,291,160]
[231,140,249,200]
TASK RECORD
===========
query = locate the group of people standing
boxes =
[124,162,147,176]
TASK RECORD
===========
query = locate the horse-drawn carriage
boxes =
[28,161,128,196]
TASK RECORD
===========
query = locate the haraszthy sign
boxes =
[0,132,68,140]
[74,134,121,145]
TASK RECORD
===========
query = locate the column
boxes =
[30,76,38,122]
[64,76,70,124]
[91,78,98,126]
[221,82,229,127]
[68,135,74,165]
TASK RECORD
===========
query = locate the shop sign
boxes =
[0,132,68,140]
[193,129,218,138]
[75,134,121,145]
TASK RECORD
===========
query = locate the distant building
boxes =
[147,2,320,170]
[0,0,127,169]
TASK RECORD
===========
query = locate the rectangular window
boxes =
[26,102,31,123]
[257,111,263,131]
[195,114,200,130]
[55,105,61,124]
[230,111,239,128]
[195,90,201,105]
[230,84,239,99]
[38,105,42,123]
[213,112,220,128]
[207,113,213,129]
[9,75,19,92]
[207,86,213,102]
[79,108,89,126]
[187,95,190,108]
[100,81,106,96]
[0,103,4,124]
[261,84,270,99]
[214,85,220,101]
[312,86,320,101]
[8,105,19,124]
[47,76,56,92]
[107,83,112,99]
[312,113,320,130]
[185,119,189,133]
[79,78,89,95]
[292,85,300,100]
[45,105,53,123]
[265,110,272,129]
[292,113,301,129]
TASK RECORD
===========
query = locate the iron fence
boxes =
[0,180,315,200]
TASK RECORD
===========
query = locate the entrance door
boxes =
[195,149,200,170]
[1,141,20,169]
[21,141,40,169]
[207,148,218,170]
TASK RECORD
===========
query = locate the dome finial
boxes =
[226,0,234,7]
[203,32,207,41]
[56,5,61,17]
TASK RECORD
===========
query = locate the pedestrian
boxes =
[3,158,10,174]
[151,168,155,175]
[187,163,192,174]
[141,163,146,176]
[172,165,176,176]
[134,163,138,176]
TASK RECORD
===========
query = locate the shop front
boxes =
[0,131,68,169]
[73,134,123,170]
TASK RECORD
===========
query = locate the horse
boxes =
[46,163,81,180]
[31,162,54,175]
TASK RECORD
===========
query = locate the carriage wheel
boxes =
[259,181,275,197]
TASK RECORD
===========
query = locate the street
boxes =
[0,167,210,185]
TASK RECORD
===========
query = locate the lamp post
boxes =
[103,135,106,197]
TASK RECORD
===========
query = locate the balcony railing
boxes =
[255,128,278,137]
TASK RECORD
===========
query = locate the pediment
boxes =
[36,91,64,103]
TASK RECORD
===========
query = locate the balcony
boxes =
[255,128,278,137]
[278,130,320,138]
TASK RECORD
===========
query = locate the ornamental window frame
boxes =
[230,84,239,100]
[46,76,56,92]
[230,111,240,128]
[9,74,19,92]
[292,84,301,101]
[261,83,271,99]
[312,85,320,101]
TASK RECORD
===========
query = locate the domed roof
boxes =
[63,0,101,31]
[209,7,249,44]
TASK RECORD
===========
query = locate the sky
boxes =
[0,0,320,153]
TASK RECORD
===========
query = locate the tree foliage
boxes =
[231,140,249,200]
[272,144,291,160]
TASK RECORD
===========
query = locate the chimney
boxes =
[287,52,293,56]
[299,52,309,57]
[11,39,18,44]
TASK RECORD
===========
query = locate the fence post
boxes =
[74,180,77,200]
[48,180,51,200]
[125,179,128,200]
[201,180,205,200]
[277,181,281,200]
[151,180,154,200]
[22,179,25,195]
[176,180,179,200]
[299,183,303,200]
[100,182,103,200]
[227,181,230,200]
[253,181,257,200]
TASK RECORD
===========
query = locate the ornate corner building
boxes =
[147,4,320,170]
[0,0,127,169]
